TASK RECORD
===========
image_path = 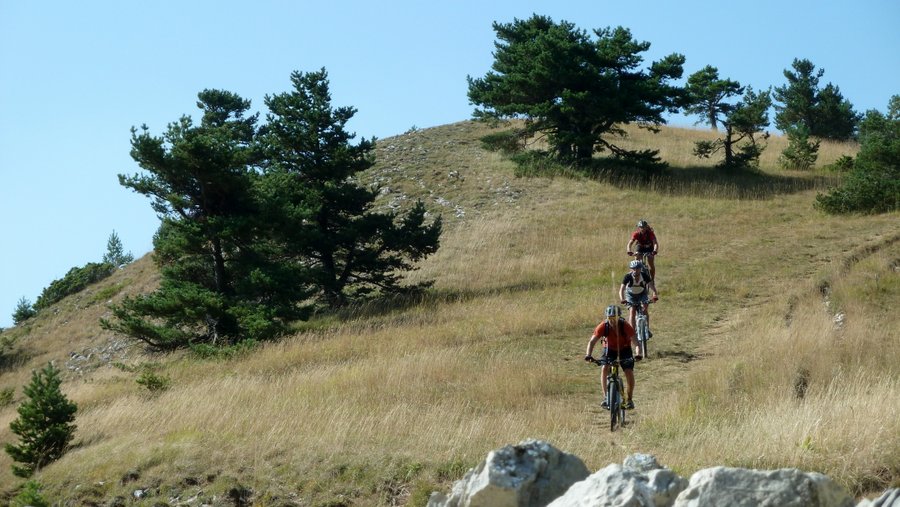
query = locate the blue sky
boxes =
[1,0,897,327]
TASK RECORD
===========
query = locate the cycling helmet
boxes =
[605,305,621,319]
[629,260,644,270]
[637,219,649,228]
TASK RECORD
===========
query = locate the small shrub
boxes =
[136,369,171,393]
[91,282,127,304]
[12,297,36,325]
[189,339,259,360]
[5,363,77,477]
[10,480,49,507]
[480,130,525,154]
[779,124,820,170]
[0,386,14,407]
[826,155,854,172]
[112,361,138,373]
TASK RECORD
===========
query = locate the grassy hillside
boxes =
[0,121,896,505]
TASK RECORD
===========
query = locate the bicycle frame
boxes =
[626,301,650,359]
[590,357,626,431]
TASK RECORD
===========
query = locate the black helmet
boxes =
[605,305,621,319]
[637,219,649,228]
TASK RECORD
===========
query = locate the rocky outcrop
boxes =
[856,489,900,507]
[673,466,854,507]
[429,440,892,507]
[427,439,590,507]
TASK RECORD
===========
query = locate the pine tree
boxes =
[468,15,685,166]
[102,230,134,268]
[687,72,772,170]
[683,65,743,131]
[780,122,820,170]
[258,69,442,307]
[5,363,77,478]
[774,58,859,140]
[12,297,36,325]
[105,90,299,348]
[816,95,899,213]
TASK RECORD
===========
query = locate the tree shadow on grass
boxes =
[584,161,838,200]
[296,279,563,331]
[513,154,838,200]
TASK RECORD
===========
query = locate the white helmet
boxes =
[629,260,643,270]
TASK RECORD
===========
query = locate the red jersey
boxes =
[631,228,657,248]
[593,318,635,351]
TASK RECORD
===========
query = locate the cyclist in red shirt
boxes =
[584,305,640,409]
[626,219,659,280]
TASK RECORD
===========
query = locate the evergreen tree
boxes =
[258,69,442,307]
[816,95,899,214]
[102,230,134,268]
[685,67,772,169]
[34,262,115,311]
[10,480,50,507]
[779,122,820,170]
[774,59,821,133]
[5,363,77,478]
[105,90,299,348]
[774,58,859,140]
[814,83,861,140]
[12,297,36,325]
[467,15,685,166]
[683,65,743,131]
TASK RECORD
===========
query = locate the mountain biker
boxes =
[584,304,640,410]
[626,219,659,280]
[619,260,659,337]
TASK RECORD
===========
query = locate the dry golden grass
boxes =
[0,121,896,505]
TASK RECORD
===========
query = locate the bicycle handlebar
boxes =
[622,299,656,307]
[585,355,637,366]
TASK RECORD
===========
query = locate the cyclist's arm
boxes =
[618,284,626,302]
[586,334,602,358]
[626,238,636,253]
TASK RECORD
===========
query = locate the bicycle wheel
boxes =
[638,317,649,359]
[608,379,621,431]
[618,383,627,428]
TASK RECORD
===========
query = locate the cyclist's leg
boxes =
[626,298,637,329]
[623,352,636,408]
[601,363,610,400]
[624,366,635,401]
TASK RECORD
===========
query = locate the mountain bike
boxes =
[587,356,627,431]
[625,300,653,360]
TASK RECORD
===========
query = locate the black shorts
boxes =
[601,347,635,369]
[636,245,654,255]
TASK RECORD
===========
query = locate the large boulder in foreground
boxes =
[428,440,889,507]
[547,456,687,507]
[856,488,900,507]
[672,466,855,507]
[427,439,590,507]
